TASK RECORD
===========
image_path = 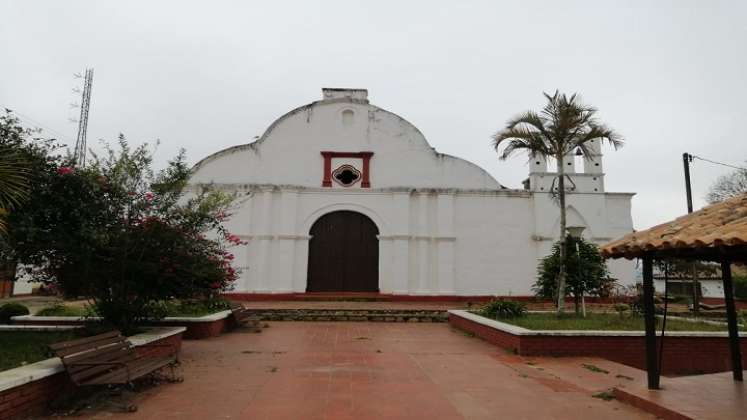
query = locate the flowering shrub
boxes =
[56,166,74,175]
[5,135,244,334]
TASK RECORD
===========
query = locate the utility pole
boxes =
[73,68,94,167]
[682,152,699,315]
[682,153,693,213]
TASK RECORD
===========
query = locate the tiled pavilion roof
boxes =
[601,193,747,260]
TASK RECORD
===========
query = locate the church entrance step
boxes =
[245,308,448,323]
[291,293,392,302]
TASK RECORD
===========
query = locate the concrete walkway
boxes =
[69,322,653,419]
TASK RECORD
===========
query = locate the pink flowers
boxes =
[225,233,247,245]
[225,253,235,261]
[144,192,155,201]
[57,166,74,175]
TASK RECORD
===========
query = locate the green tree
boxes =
[534,237,614,314]
[493,92,622,313]
[0,111,37,234]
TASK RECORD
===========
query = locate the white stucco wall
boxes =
[11,267,34,295]
[188,88,636,296]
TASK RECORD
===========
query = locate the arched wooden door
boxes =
[307,211,379,292]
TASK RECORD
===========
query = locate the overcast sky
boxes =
[1,1,745,230]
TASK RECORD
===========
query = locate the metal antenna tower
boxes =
[73,68,94,167]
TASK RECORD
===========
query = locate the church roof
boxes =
[601,193,747,260]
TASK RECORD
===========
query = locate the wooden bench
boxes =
[230,302,262,332]
[50,330,181,388]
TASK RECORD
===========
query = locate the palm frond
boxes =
[0,149,31,234]
[493,111,553,159]
[573,123,624,150]
[0,150,30,209]
[492,127,550,160]
[494,91,623,167]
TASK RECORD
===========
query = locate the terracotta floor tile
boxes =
[55,322,662,419]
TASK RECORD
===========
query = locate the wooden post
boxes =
[642,256,660,389]
[720,259,743,381]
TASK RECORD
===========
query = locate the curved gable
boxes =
[190,89,503,190]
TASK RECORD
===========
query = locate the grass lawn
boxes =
[0,331,84,372]
[487,312,742,332]
[36,304,89,317]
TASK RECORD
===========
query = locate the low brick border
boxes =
[0,327,185,420]
[448,310,747,375]
[612,388,693,420]
[11,310,234,340]
[143,310,235,339]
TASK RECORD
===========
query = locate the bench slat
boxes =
[67,348,134,380]
[54,335,127,357]
[82,356,175,385]
[64,342,130,364]
[49,330,121,351]
[71,357,140,385]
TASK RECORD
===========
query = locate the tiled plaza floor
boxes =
[615,371,746,420]
[73,322,655,420]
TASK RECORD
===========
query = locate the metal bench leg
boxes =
[168,362,184,383]
[103,385,138,413]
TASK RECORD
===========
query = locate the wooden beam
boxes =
[720,260,743,381]
[642,256,660,389]
[608,245,747,263]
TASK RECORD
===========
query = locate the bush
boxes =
[734,275,747,300]
[480,299,527,319]
[0,302,30,323]
[159,298,232,317]
[535,237,615,313]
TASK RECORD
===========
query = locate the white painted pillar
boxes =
[293,236,310,292]
[254,187,275,292]
[377,235,391,293]
[417,192,432,294]
[234,194,253,292]
[436,192,456,295]
[271,189,299,292]
[389,190,411,294]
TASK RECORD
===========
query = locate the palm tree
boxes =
[0,148,30,234]
[493,92,622,313]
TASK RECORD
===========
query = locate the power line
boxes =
[690,155,747,172]
[0,104,74,143]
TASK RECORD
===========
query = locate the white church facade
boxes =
[188,88,636,297]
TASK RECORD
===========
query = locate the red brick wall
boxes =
[0,331,183,420]
[0,373,71,420]
[448,313,521,353]
[152,317,233,339]
[449,313,747,375]
[133,332,184,358]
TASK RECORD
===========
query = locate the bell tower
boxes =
[525,143,605,194]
